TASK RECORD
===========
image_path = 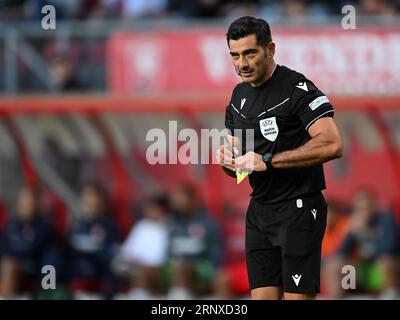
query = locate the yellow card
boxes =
[236,170,249,184]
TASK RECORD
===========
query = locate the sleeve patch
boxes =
[309,96,329,111]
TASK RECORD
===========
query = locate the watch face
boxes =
[263,153,272,162]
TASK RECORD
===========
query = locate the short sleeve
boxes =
[290,79,334,131]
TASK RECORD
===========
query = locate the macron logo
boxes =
[240,98,246,109]
[296,82,308,91]
[292,274,302,286]
[311,209,317,220]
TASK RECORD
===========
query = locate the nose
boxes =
[239,56,249,70]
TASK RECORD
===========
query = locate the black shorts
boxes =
[245,192,327,295]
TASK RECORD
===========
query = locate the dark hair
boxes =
[226,16,272,48]
[81,181,106,198]
[145,194,170,212]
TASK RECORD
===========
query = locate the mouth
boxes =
[240,70,254,77]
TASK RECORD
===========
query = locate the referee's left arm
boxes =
[234,80,343,172]
[271,116,343,169]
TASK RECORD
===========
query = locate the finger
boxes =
[219,144,233,157]
[234,156,245,169]
[236,155,253,171]
[227,135,240,148]
[222,154,235,165]
[234,155,244,163]
[217,148,235,165]
[215,149,223,164]
[232,147,239,156]
[221,145,233,158]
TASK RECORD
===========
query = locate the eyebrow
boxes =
[229,48,258,56]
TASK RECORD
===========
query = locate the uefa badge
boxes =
[259,117,279,142]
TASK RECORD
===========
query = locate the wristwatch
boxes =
[262,153,274,170]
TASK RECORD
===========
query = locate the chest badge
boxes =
[259,117,279,142]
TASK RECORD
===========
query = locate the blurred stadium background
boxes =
[0,0,400,300]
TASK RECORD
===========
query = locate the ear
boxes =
[267,42,276,58]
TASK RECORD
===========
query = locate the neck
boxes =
[251,60,277,87]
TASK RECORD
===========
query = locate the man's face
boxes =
[170,188,194,215]
[228,35,271,87]
[81,186,103,219]
[17,187,37,221]
[352,191,375,216]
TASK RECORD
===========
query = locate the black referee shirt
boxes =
[225,64,334,204]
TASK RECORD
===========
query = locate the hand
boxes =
[216,144,236,171]
[216,135,240,171]
[235,151,267,173]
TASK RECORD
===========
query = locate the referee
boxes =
[216,16,343,300]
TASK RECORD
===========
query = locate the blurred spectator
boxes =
[211,204,248,299]
[0,0,28,20]
[77,0,118,20]
[166,184,222,299]
[320,201,350,299]
[115,195,170,299]
[27,0,84,20]
[0,186,62,299]
[282,0,308,17]
[358,0,399,15]
[212,260,249,299]
[66,182,119,299]
[326,189,400,299]
[48,55,85,93]
[1,0,399,22]
[168,0,224,18]
[119,0,168,18]
[322,201,350,260]
[340,189,399,298]
[220,0,259,19]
